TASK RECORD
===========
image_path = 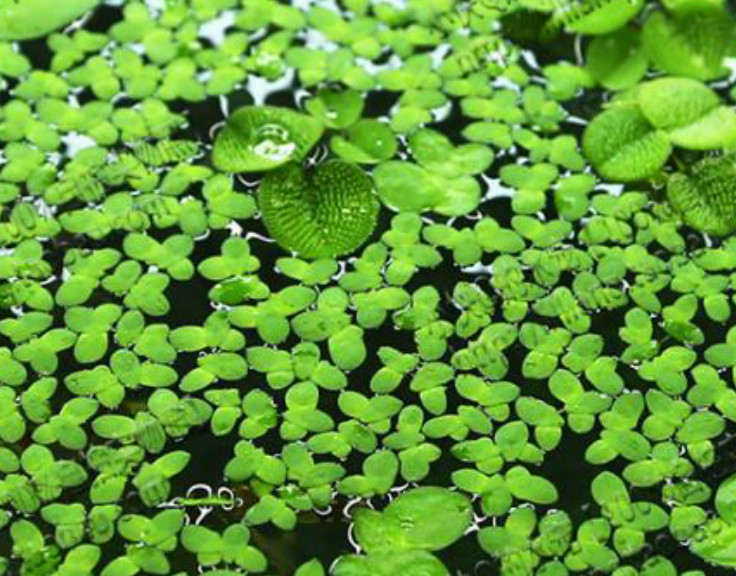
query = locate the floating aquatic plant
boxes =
[333,486,471,575]
[583,77,736,182]
[545,0,645,37]
[304,87,365,129]
[0,0,102,40]
[4,0,736,575]
[374,127,493,215]
[667,153,736,236]
[330,119,398,165]
[638,77,736,150]
[584,27,648,91]
[643,3,736,81]
[212,106,324,173]
[258,160,379,258]
[690,472,736,568]
[583,103,672,182]
[133,139,200,167]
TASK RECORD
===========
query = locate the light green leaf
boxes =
[212,106,324,173]
[667,153,736,236]
[374,161,480,216]
[561,0,645,35]
[0,0,102,40]
[383,487,473,552]
[691,519,736,567]
[330,120,398,164]
[583,104,671,182]
[716,474,736,523]
[259,160,379,258]
[295,559,326,576]
[585,27,648,91]
[638,77,736,149]
[643,5,736,81]
[304,88,364,129]
[332,550,449,576]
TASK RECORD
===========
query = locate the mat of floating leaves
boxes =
[3,1,736,576]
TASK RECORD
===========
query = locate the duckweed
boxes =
[3,0,736,575]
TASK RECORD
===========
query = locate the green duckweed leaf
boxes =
[373,161,443,213]
[332,550,449,576]
[337,450,398,497]
[374,161,480,216]
[382,487,473,551]
[373,127,492,215]
[0,0,102,40]
[691,519,736,567]
[295,559,326,576]
[353,508,407,553]
[585,27,648,91]
[409,129,494,178]
[715,473,736,523]
[643,5,736,81]
[583,104,671,182]
[212,106,324,173]
[705,343,736,368]
[258,160,379,258]
[591,471,629,514]
[666,153,736,236]
[506,466,558,504]
[555,0,645,36]
[676,411,724,443]
[330,120,398,164]
[638,77,736,149]
[328,325,367,371]
[304,88,364,129]
[10,519,44,555]
[92,415,137,440]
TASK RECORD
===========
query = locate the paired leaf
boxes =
[637,77,736,150]
[667,153,736,236]
[0,0,102,40]
[258,160,379,258]
[583,104,671,182]
[643,5,736,81]
[331,120,398,164]
[213,106,324,173]
[585,27,648,91]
